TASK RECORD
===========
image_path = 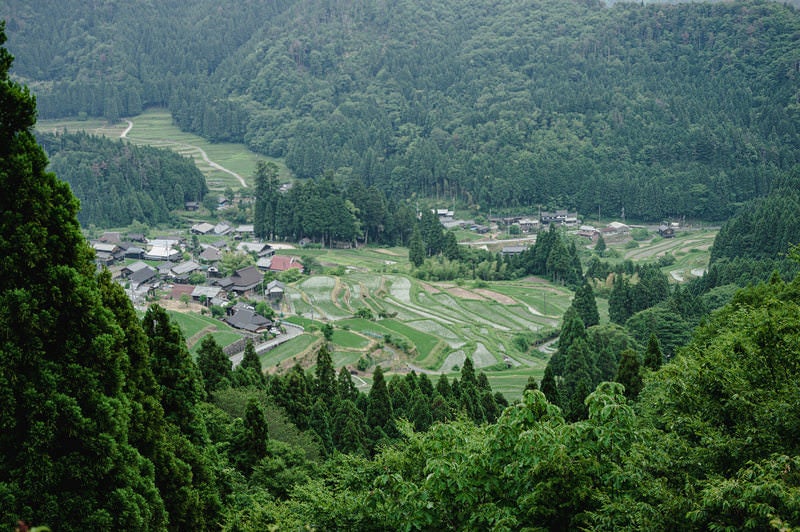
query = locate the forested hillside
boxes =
[6,0,800,221]
[6,19,800,529]
[36,131,208,227]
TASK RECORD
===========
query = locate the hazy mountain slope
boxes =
[5,0,800,220]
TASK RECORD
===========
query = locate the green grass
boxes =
[298,248,409,271]
[378,318,444,360]
[337,318,401,341]
[190,331,243,355]
[260,334,319,368]
[164,310,246,354]
[331,351,364,369]
[36,117,128,137]
[331,329,372,350]
[167,311,226,340]
[485,368,544,401]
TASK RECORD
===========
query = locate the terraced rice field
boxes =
[267,230,718,397]
[282,268,571,380]
[165,310,246,355]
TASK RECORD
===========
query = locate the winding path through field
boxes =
[188,143,248,188]
[120,118,248,187]
[120,119,133,138]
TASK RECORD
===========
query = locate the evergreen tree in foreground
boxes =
[367,366,394,439]
[232,398,269,474]
[0,24,165,529]
[615,348,643,401]
[315,343,336,399]
[644,333,664,371]
[197,334,232,396]
[240,338,261,373]
[233,338,265,386]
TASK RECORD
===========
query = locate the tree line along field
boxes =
[37,108,291,193]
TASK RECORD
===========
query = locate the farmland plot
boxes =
[407,320,464,348]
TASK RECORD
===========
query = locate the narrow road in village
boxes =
[228,322,304,367]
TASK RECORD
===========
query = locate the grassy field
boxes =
[282,263,575,378]
[167,310,226,340]
[37,108,291,193]
[331,329,372,350]
[165,310,246,355]
[259,334,320,369]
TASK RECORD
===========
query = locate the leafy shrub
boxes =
[512,333,531,352]
[357,355,371,371]
[278,268,303,283]
[355,307,374,320]
[631,228,650,241]
[657,254,676,267]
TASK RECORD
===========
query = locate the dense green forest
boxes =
[6,0,800,221]
[5,19,800,529]
[36,131,208,227]
[697,187,800,289]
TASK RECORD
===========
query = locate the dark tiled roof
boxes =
[225,308,272,332]
[129,266,156,285]
[230,266,263,290]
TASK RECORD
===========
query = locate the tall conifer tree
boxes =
[337,366,359,402]
[644,333,664,371]
[540,365,561,408]
[562,338,594,420]
[615,348,644,400]
[572,279,600,328]
[240,339,261,373]
[315,343,337,399]
[367,366,393,433]
[253,160,280,239]
[233,398,269,473]
[548,307,587,375]
[143,305,206,440]
[197,334,232,396]
[0,25,165,529]
[408,224,425,267]
[233,338,265,387]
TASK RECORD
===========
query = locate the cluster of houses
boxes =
[575,221,631,240]
[90,227,302,334]
[437,208,583,235]
[492,210,580,232]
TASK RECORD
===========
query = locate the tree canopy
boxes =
[36,131,208,227]
[0,23,166,528]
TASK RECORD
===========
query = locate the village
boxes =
[88,216,309,357]
[88,206,667,337]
